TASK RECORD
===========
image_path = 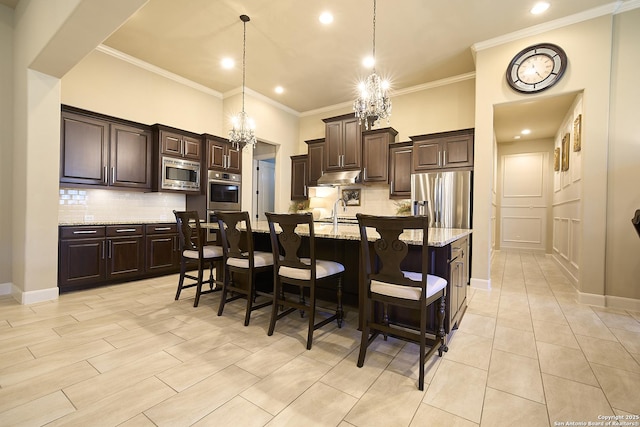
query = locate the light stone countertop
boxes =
[204,220,471,248]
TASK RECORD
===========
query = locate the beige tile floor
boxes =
[1,250,639,426]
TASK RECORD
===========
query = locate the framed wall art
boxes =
[573,114,582,152]
[342,189,361,206]
[562,133,570,171]
[554,147,560,171]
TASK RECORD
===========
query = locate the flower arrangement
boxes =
[394,200,412,215]
[289,199,310,213]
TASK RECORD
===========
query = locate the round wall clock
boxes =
[506,43,567,94]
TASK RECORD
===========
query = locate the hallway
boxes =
[0,250,638,426]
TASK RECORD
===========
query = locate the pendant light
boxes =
[229,14,256,150]
[353,0,392,130]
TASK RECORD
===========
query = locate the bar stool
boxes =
[173,210,224,307]
[216,211,275,326]
[356,213,448,390]
[265,212,344,350]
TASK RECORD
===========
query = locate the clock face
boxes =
[506,43,567,93]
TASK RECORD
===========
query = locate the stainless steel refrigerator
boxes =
[411,171,472,229]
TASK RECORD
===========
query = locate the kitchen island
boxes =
[244,220,471,334]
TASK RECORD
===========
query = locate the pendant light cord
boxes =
[242,17,247,113]
[372,0,376,74]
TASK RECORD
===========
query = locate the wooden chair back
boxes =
[265,212,316,279]
[174,210,203,253]
[356,214,430,298]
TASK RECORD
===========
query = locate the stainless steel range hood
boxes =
[316,170,361,186]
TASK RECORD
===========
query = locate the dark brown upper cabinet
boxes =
[60,106,152,190]
[154,125,202,161]
[205,134,242,175]
[411,128,474,172]
[305,138,324,187]
[323,114,362,172]
[389,142,413,199]
[290,154,308,200]
[362,127,398,183]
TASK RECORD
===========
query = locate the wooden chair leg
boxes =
[336,276,344,328]
[175,259,187,300]
[419,306,427,391]
[306,286,316,350]
[437,294,448,355]
[268,278,280,336]
[357,298,372,367]
[193,260,204,307]
[244,274,254,327]
[217,269,229,317]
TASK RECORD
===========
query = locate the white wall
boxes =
[606,8,640,303]
[552,95,583,285]
[0,5,13,292]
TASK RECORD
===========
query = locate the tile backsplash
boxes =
[59,185,407,224]
[307,185,408,218]
[58,188,185,224]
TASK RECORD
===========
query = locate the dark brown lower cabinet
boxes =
[59,223,179,292]
[106,226,144,280]
[58,226,106,290]
[145,223,179,273]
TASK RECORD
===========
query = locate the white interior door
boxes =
[253,159,275,222]
[500,152,549,252]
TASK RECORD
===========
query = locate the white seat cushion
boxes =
[371,272,447,301]
[227,251,274,268]
[279,257,345,281]
[183,245,224,259]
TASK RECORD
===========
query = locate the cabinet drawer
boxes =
[60,226,106,239]
[145,224,177,234]
[449,236,467,262]
[106,225,144,237]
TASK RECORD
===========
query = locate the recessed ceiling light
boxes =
[275,86,284,94]
[530,2,550,15]
[362,56,375,68]
[514,135,521,139]
[521,129,531,135]
[319,12,333,25]
[221,57,234,69]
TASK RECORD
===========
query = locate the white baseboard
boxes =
[578,291,606,307]
[470,277,491,290]
[0,282,11,296]
[14,285,59,305]
[605,295,640,312]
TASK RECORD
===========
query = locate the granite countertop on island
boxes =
[246,220,471,248]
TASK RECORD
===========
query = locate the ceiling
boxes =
[2,0,625,141]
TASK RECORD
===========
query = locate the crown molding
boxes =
[96,44,223,98]
[472,1,628,53]
[616,0,640,13]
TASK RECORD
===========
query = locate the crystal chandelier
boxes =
[354,0,391,130]
[229,14,256,150]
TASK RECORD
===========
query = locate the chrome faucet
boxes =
[332,195,346,229]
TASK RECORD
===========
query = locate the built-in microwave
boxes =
[161,156,200,192]
[208,170,241,211]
